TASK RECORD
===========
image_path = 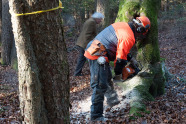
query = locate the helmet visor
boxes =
[133,19,143,27]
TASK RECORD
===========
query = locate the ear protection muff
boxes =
[136,24,150,33]
[136,26,145,33]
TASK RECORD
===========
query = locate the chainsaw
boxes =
[122,61,141,81]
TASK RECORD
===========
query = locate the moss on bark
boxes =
[117,63,165,118]
[151,63,165,96]
[116,0,140,22]
[137,0,160,64]
[116,63,165,118]
[12,59,18,71]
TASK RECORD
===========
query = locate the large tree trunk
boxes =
[116,0,165,116]
[0,0,2,44]
[1,0,14,65]
[9,0,70,123]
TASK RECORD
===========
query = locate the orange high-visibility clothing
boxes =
[112,22,135,60]
[84,22,135,61]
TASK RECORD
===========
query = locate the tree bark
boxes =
[115,0,165,116]
[96,0,110,29]
[1,0,14,65]
[161,0,169,12]
[10,39,17,69]
[0,0,2,44]
[9,0,69,123]
[109,0,119,25]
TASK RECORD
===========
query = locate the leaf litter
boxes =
[0,18,186,123]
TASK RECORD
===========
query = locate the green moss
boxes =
[136,48,143,63]
[116,1,140,22]
[145,43,160,63]
[152,63,165,96]
[149,82,158,97]
[160,57,166,62]
[12,59,18,71]
[129,102,151,119]
[0,58,6,65]
[135,85,154,101]
[133,0,160,64]
[137,42,160,64]
[129,102,145,116]
[129,116,137,120]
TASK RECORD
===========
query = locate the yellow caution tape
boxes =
[15,0,64,16]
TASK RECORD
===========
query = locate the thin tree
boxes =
[9,0,69,123]
[96,0,110,29]
[116,0,165,116]
[1,0,15,65]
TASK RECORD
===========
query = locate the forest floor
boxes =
[0,17,186,123]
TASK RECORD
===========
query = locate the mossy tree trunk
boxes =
[9,0,69,123]
[115,0,165,116]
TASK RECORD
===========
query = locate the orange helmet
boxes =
[136,16,151,30]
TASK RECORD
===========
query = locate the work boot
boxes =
[107,98,120,107]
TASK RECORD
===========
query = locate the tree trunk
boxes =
[0,0,2,44]
[161,0,169,12]
[10,39,17,69]
[9,0,70,123]
[116,0,165,116]
[109,0,119,25]
[96,0,110,29]
[1,0,14,65]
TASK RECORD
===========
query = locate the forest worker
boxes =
[74,12,104,76]
[84,16,151,121]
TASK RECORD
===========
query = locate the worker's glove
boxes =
[113,74,122,81]
[130,58,138,68]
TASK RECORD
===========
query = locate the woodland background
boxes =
[0,0,186,123]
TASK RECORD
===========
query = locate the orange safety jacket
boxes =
[112,22,135,60]
[84,22,135,62]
